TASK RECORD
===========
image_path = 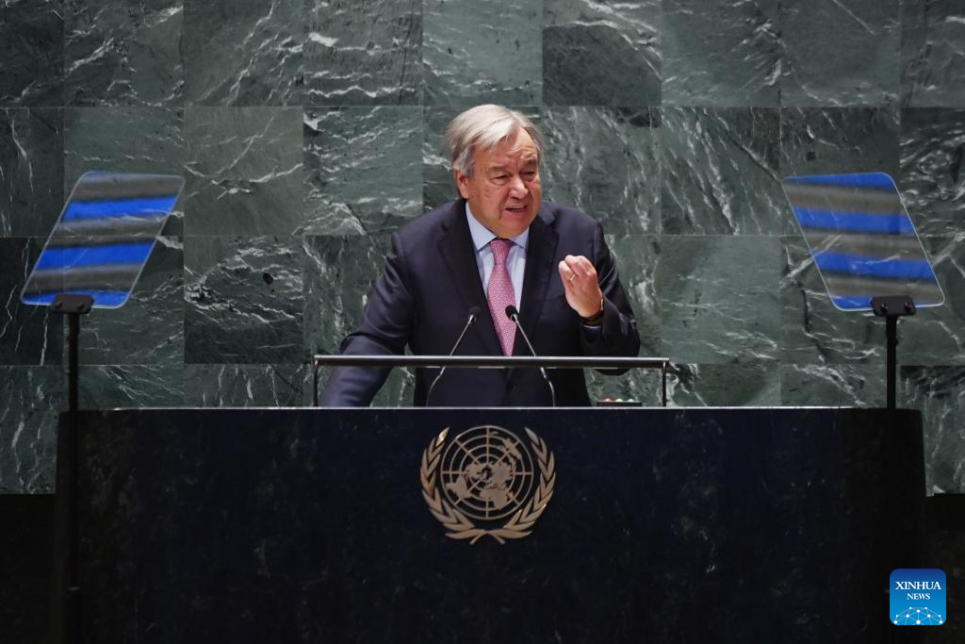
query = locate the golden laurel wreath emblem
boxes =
[420,425,556,544]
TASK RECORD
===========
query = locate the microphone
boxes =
[425,306,481,406]
[505,305,556,407]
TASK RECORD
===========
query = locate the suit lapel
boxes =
[437,200,503,356]
[515,207,559,356]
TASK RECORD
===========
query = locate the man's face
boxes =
[454,128,542,239]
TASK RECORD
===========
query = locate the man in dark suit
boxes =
[321,105,639,406]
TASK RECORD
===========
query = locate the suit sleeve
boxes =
[579,221,641,370]
[320,233,415,406]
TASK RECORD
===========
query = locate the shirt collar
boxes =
[465,202,530,252]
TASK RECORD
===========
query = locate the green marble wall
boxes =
[2,0,964,495]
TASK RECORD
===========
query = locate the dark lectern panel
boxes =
[67,408,923,644]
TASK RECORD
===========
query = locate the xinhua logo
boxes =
[890,569,946,625]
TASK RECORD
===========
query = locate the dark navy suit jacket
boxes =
[321,199,640,406]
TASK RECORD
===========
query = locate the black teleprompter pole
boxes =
[871,296,916,411]
[51,294,93,644]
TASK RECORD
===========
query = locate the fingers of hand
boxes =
[564,255,597,281]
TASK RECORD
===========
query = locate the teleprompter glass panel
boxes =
[782,173,944,312]
[21,172,184,310]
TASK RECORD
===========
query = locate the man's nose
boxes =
[507,174,527,197]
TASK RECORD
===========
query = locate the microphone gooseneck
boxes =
[504,305,557,407]
[425,307,481,406]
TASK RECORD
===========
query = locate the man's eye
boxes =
[492,175,509,183]
[522,171,537,180]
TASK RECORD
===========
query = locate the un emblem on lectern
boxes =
[420,426,555,544]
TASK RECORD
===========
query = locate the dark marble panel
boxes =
[543,0,660,106]
[0,108,63,237]
[901,0,965,107]
[79,236,183,366]
[303,107,422,235]
[902,367,965,494]
[781,235,882,365]
[541,107,659,236]
[0,238,63,366]
[184,107,304,236]
[607,235,659,358]
[662,0,781,107]
[780,107,901,178]
[423,0,541,107]
[780,0,900,106]
[780,364,885,407]
[182,0,306,106]
[306,0,421,105]
[184,364,309,407]
[660,108,787,235]
[422,106,542,212]
[669,362,781,406]
[422,106,464,211]
[64,0,183,106]
[899,237,965,365]
[184,236,305,364]
[899,108,965,236]
[657,236,782,364]
[79,364,183,408]
[64,106,184,236]
[0,367,63,493]
[0,0,64,106]
[304,233,414,406]
[0,495,54,640]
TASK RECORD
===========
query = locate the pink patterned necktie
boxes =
[487,238,516,356]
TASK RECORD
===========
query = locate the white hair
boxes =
[445,105,544,177]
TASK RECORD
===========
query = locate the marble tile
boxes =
[79,364,183,408]
[899,236,965,365]
[541,107,660,236]
[781,235,883,365]
[0,366,63,493]
[901,0,965,108]
[422,106,541,212]
[780,107,900,178]
[184,107,304,236]
[303,107,422,235]
[306,0,422,105]
[780,0,900,106]
[79,236,184,366]
[303,233,390,356]
[184,236,305,364]
[423,0,541,107]
[660,108,787,235]
[184,364,310,407]
[182,0,306,106]
[64,0,183,106]
[668,362,782,407]
[902,366,965,494]
[899,108,965,237]
[0,109,64,237]
[543,0,660,106]
[780,363,885,407]
[656,236,782,364]
[0,238,63,366]
[0,0,64,106]
[662,0,781,107]
[422,106,466,212]
[64,106,184,236]
[304,233,414,406]
[607,235,660,358]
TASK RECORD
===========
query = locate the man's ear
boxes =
[453,170,471,199]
